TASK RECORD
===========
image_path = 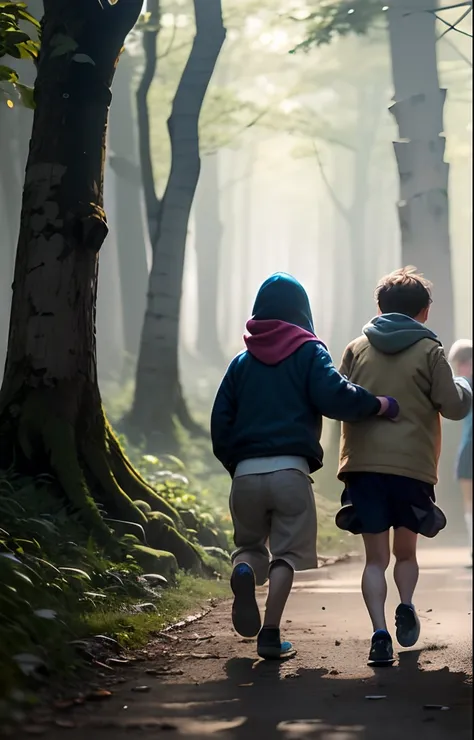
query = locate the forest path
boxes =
[30,547,472,740]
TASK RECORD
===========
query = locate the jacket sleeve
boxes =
[309,344,381,422]
[429,346,472,421]
[210,360,238,470]
[339,344,354,379]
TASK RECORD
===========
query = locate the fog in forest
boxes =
[97,4,471,383]
[0,1,471,533]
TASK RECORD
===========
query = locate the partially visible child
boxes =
[448,339,472,558]
[211,273,398,660]
[336,267,472,666]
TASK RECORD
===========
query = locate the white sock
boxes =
[465,512,473,547]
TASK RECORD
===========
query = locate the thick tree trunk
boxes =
[128,0,226,450]
[0,0,201,570]
[109,48,149,366]
[388,0,454,348]
[195,152,225,366]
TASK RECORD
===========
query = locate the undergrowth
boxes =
[0,465,230,720]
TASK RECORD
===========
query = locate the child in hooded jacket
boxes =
[211,273,398,659]
[336,267,472,666]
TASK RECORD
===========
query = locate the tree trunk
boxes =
[0,0,201,570]
[195,152,225,366]
[109,48,149,367]
[388,0,454,348]
[128,0,226,451]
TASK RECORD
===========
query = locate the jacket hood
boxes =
[363,313,440,355]
[244,319,324,365]
[251,273,315,333]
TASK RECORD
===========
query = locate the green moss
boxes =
[132,544,178,578]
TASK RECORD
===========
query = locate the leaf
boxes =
[49,33,78,58]
[0,64,18,83]
[13,653,45,676]
[13,81,35,109]
[16,6,41,30]
[72,53,96,65]
[59,567,91,581]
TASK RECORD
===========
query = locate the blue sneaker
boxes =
[257,627,296,660]
[395,603,421,648]
[368,630,394,667]
[230,563,261,638]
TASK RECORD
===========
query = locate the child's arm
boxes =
[210,362,237,470]
[309,344,392,422]
[429,346,472,420]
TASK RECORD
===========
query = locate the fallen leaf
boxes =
[335,640,341,646]
[86,690,112,701]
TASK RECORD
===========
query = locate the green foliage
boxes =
[0,1,40,108]
[290,0,388,52]
[0,464,229,716]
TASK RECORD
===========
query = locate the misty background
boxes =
[0,0,471,542]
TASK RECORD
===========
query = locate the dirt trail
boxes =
[25,546,472,739]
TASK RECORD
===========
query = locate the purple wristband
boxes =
[383,397,399,419]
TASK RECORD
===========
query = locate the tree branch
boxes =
[435,7,473,39]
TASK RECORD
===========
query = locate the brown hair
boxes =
[448,339,472,366]
[375,266,432,318]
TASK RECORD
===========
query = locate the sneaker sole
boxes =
[257,646,297,660]
[230,566,261,638]
[367,657,395,668]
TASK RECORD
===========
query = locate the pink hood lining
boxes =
[244,319,325,365]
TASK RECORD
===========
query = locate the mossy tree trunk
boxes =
[0,0,201,571]
[126,0,226,451]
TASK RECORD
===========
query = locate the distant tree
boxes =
[298,0,473,347]
[125,0,226,451]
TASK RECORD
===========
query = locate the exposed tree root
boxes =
[0,385,206,573]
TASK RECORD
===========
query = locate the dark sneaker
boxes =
[230,563,261,638]
[368,630,394,667]
[257,627,296,660]
[395,603,421,648]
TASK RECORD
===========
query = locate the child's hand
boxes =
[376,396,399,420]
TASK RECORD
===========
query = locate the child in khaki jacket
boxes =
[336,267,472,666]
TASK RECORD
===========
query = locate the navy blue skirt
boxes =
[336,472,446,538]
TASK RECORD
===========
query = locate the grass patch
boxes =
[82,573,230,649]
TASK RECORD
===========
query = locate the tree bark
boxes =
[388,0,454,348]
[109,48,149,366]
[195,152,225,366]
[128,0,226,451]
[0,0,201,570]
